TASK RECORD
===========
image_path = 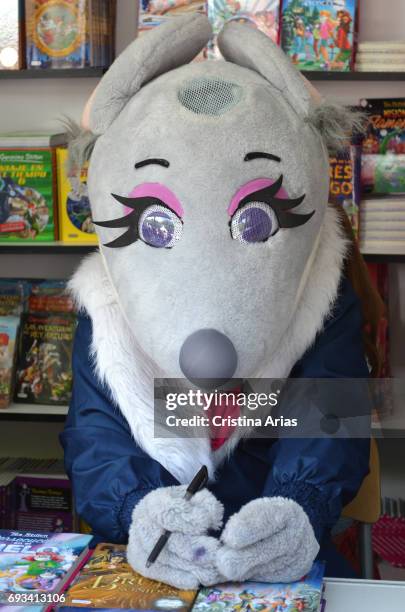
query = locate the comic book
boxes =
[63,543,197,611]
[280,0,358,72]
[360,98,405,195]
[0,316,20,408]
[0,149,57,242]
[14,312,75,405]
[192,562,325,612]
[207,0,280,59]
[56,148,97,244]
[0,0,24,70]
[329,144,361,238]
[0,530,92,608]
[27,279,74,314]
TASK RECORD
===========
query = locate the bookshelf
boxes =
[0,404,68,423]
[0,68,105,79]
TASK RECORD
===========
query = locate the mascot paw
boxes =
[127,485,224,589]
[216,497,319,583]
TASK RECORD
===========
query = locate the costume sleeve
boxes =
[60,315,178,543]
[262,278,371,543]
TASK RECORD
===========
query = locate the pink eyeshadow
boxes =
[124,183,184,217]
[228,178,288,216]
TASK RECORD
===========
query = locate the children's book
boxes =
[0,149,57,242]
[0,316,20,408]
[280,0,358,72]
[0,530,92,609]
[360,98,405,195]
[0,1,24,70]
[56,148,97,243]
[0,280,26,316]
[63,542,197,611]
[138,0,206,35]
[329,144,361,238]
[207,0,280,59]
[14,312,75,405]
[28,279,74,314]
[192,562,325,612]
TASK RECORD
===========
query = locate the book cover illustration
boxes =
[64,543,197,611]
[0,149,56,242]
[207,0,280,59]
[25,0,89,69]
[360,98,405,195]
[28,279,74,314]
[329,144,361,238]
[56,148,97,243]
[0,316,20,408]
[0,530,92,604]
[280,0,357,72]
[138,0,206,34]
[192,562,324,612]
[14,312,75,405]
[0,280,26,316]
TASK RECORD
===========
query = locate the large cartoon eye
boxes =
[231,202,279,243]
[139,204,182,248]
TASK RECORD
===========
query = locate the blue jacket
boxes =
[60,277,370,577]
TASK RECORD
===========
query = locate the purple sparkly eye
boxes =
[231,202,279,243]
[139,205,182,248]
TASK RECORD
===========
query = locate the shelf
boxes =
[301,70,405,81]
[362,253,405,264]
[0,403,68,422]
[0,68,105,79]
[0,242,97,254]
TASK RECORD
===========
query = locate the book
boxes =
[0,149,57,242]
[206,0,280,60]
[138,0,206,35]
[14,312,75,405]
[192,562,325,612]
[63,542,197,610]
[0,530,92,608]
[0,280,26,315]
[280,0,358,72]
[28,279,74,314]
[329,144,361,238]
[0,133,67,148]
[12,474,74,533]
[56,148,97,243]
[0,1,24,70]
[0,316,20,408]
[360,98,405,196]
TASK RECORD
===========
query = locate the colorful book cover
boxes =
[0,316,20,409]
[139,0,206,34]
[280,0,358,72]
[207,0,280,59]
[12,475,74,533]
[28,279,74,313]
[63,542,197,610]
[360,98,405,195]
[56,148,97,243]
[0,280,26,315]
[193,562,325,612]
[0,149,57,242]
[25,0,89,69]
[14,312,75,405]
[0,1,24,70]
[0,530,92,606]
[329,144,361,238]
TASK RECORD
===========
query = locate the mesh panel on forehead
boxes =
[178,77,243,116]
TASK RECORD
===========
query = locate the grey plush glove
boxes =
[216,497,319,583]
[127,485,224,589]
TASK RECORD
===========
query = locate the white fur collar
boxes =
[69,205,346,484]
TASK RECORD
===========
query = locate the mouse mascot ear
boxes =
[83,14,212,135]
[218,22,364,153]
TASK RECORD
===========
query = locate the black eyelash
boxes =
[235,174,314,229]
[93,193,180,248]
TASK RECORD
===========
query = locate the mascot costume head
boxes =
[70,13,362,483]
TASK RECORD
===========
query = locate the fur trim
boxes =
[306,103,366,154]
[61,118,99,176]
[70,205,346,482]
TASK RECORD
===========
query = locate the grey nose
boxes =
[179,329,238,387]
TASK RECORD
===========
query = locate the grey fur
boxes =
[127,485,224,589]
[61,118,98,176]
[306,103,366,154]
[216,497,319,583]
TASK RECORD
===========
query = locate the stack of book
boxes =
[355,41,405,72]
[360,196,405,254]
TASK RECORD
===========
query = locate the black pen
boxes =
[145,465,209,568]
